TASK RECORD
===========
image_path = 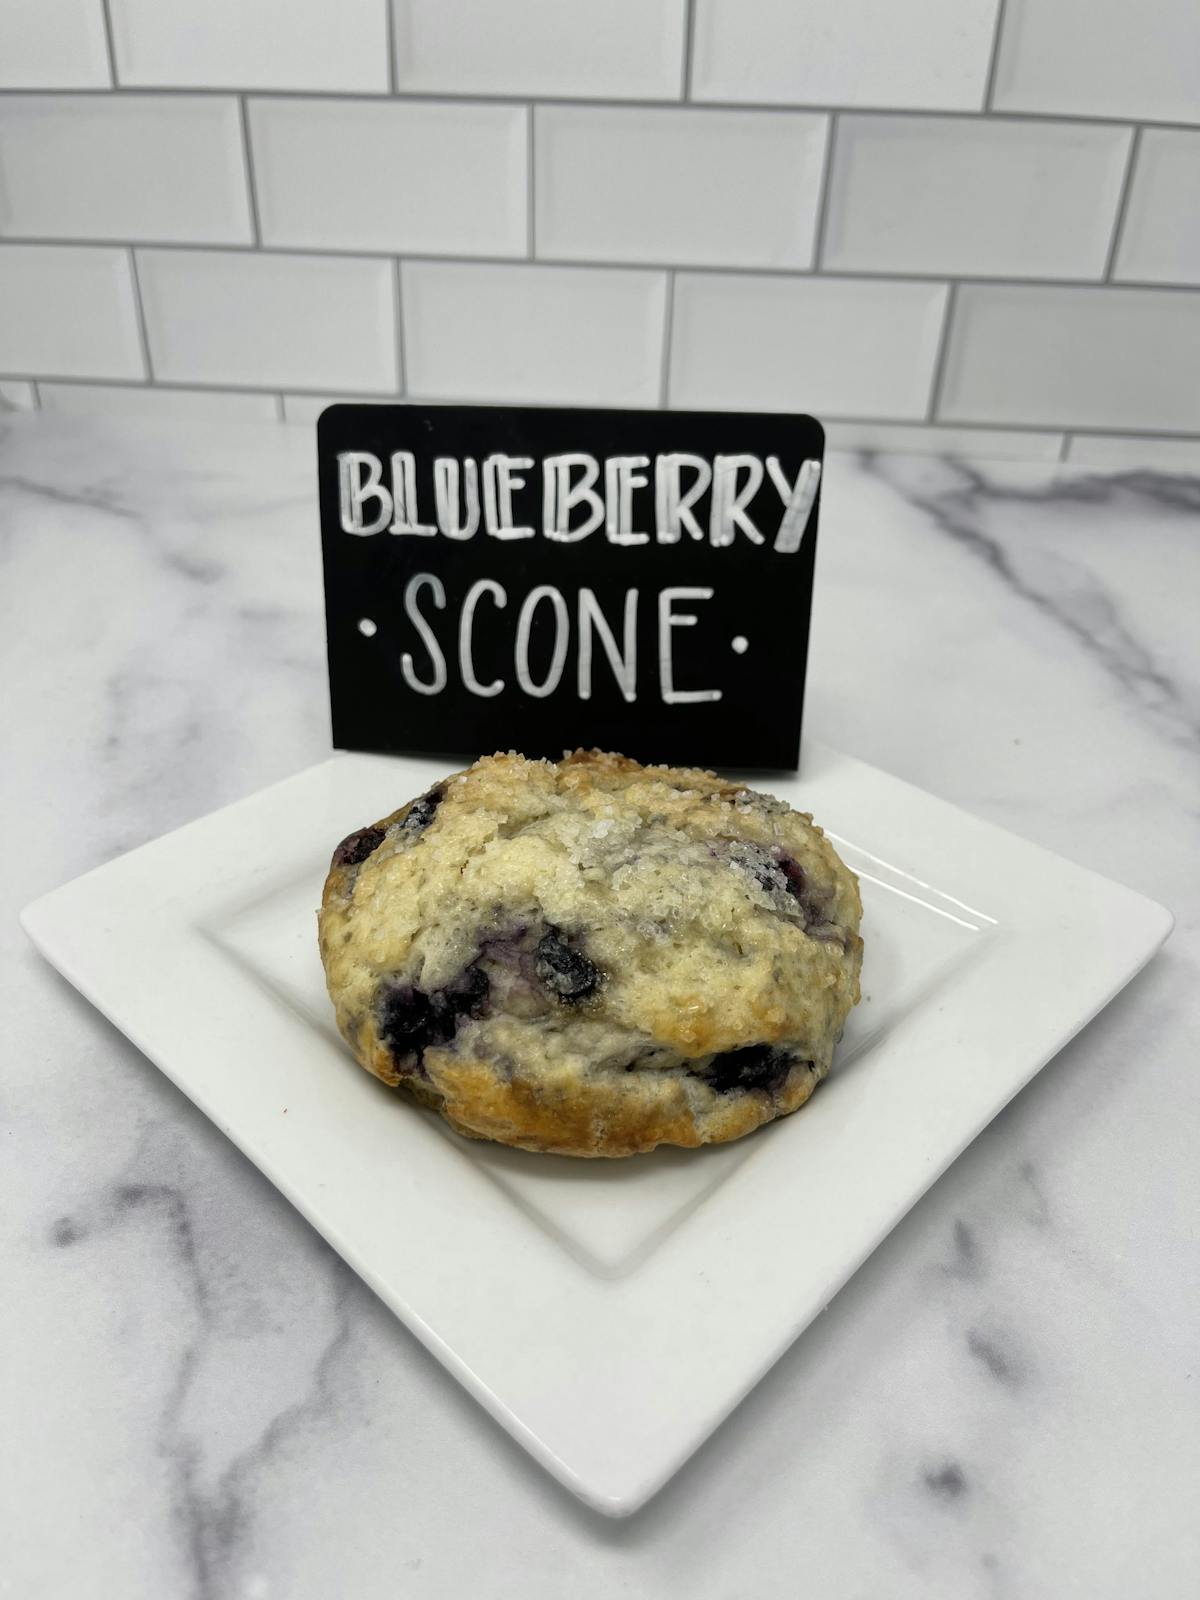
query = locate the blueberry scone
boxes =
[319,750,863,1158]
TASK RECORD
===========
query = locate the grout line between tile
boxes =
[3,84,1199,131]
[98,0,120,87]
[385,0,397,95]
[926,283,958,422]
[681,0,697,101]
[982,0,1010,111]
[392,257,407,394]
[1059,433,1073,462]
[9,239,1197,292]
[526,104,536,259]
[1103,125,1141,281]
[275,393,285,421]
[659,271,676,408]
[126,249,155,382]
[29,379,42,410]
[810,114,839,270]
[2,373,401,401]
[238,97,264,247]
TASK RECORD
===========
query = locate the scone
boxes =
[319,750,863,1157]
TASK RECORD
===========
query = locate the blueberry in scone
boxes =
[318,750,863,1158]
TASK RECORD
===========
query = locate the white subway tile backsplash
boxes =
[941,285,1200,431]
[0,96,251,245]
[109,0,388,92]
[691,0,998,111]
[993,0,1200,122]
[1,2,1196,451]
[136,250,398,392]
[823,116,1129,279]
[0,0,110,89]
[0,246,144,378]
[1065,433,1200,470]
[402,262,666,406]
[670,274,947,418]
[0,380,38,410]
[250,99,526,257]
[535,106,827,269]
[393,0,687,99]
[1115,131,1200,288]
[38,382,279,420]
[283,393,405,423]
[824,421,1064,459]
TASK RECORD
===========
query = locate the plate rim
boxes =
[20,745,1174,1514]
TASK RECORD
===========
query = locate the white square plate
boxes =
[21,744,1171,1515]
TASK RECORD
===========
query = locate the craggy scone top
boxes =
[319,750,863,1157]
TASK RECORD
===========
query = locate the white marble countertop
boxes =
[3,413,1197,1599]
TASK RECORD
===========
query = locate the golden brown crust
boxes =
[429,1055,824,1157]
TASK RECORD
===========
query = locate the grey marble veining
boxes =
[2,414,1197,1600]
[867,454,1200,746]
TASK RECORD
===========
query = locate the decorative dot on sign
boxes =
[731,636,749,654]
[357,617,377,637]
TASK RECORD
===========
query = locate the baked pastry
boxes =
[319,750,862,1157]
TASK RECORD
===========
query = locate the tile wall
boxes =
[1,0,1198,466]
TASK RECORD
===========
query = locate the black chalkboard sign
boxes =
[317,403,824,770]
